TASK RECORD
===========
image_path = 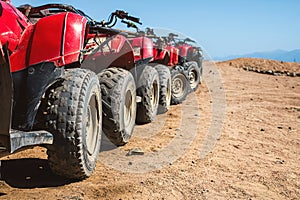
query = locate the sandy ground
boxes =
[0,59,299,199]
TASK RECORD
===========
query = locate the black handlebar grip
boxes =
[169,33,178,37]
[127,16,142,24]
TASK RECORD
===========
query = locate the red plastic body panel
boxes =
[0,1,31,54]
[111,34,126,53]
[177,44,194,58]
[28,12,87,68]
[9,25,35,72]
[84,34,135,71]
[0,1,87,72]
[165,45,179,66]
[152,40,180,66]
[63,13,87,64]
[129,36,153,62]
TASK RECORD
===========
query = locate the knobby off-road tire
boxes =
[98,68,136,146]
[171,70,189,105]
[185,61,201,91]
[46,68,102,180]
[154,64,171,114]
[136,65,160,124]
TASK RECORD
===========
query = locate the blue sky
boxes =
[12,0,300,58]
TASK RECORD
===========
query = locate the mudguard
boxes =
[0,44,13,141]
[165,46,179,66]
[177,45,194,59]
[9,12,87,72]
[11,62,64,130]
[129,36,154,62]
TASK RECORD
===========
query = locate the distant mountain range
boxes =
[214,49,300,62]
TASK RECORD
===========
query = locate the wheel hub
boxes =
[85,95,98,156]
[124,90,133,128]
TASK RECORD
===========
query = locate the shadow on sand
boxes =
[0,158,73,188]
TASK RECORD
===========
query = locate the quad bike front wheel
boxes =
[154,64,171,114]
[171,70,189,105]
[46,68,102,180]
[136,65,160,124]
[98,68,136,146]
[186,61,201,91]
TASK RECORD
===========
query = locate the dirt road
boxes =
[0,59,299,199]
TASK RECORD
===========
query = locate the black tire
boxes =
[136,65,160,124]
[98,68,136,146]
[185,61,201,91]
[154,64,171,114]
[46,68,102,180]
[171,70,189,105]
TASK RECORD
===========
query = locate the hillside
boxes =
[215,49,300,62]
[218,58,300,75]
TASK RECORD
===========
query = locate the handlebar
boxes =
[184,38,195,43]
[102,10,142,28]
[169,33,178,38]
[113,10,142,25]
[121,20,138,31]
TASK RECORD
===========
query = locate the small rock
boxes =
[128,162,133,165]
[260,128,265,132]
[267,70,273,75]
[292,72,296,77]
[127,148,145,156]
[275,159,285,164]
[277,126,283,129]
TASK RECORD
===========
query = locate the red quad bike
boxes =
[146,28,203,104]
[0,0,102,180]
[0,1,157,180]
[175,37,204,91]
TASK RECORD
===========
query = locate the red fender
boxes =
[111,34,126,53]
[165,45,179,66]
[83,34,135,73]
[110,34,135,70]
[9,12,87,72]
[177,44,194,58]
[129,36,153,62]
